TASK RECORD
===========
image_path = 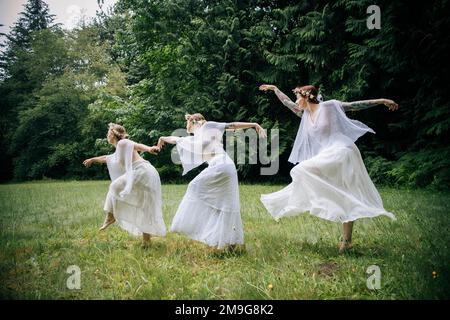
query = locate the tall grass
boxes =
[0,181,449,299]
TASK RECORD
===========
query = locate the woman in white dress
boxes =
[157,113,266,251]
[259,84,399,253]
[83,123,166,245]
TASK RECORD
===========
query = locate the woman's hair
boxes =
[185,113,206,125]
[108,122,129,141]
[295,85,320,104]
[185,113,206,134]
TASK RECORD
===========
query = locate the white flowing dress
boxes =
[170,121,244,248]
[104,139,166,236]
[261,99,396,223]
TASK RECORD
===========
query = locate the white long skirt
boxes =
[104,160,167,236]
[261,143,396,223]
[170,154,244,249]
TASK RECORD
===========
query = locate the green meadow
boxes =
[0,181,449,299]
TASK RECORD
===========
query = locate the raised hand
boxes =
[255,124,267,139]
[259,84,277,91]
[157,137,166,150]
[148,146,160,155]
[383,99,399,111]
[83,158,94,167]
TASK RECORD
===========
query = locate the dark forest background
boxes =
[1,0,449,190]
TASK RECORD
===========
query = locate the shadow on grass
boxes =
[208,245,248,259]
[265,238,395,260]
[138,240,168,253]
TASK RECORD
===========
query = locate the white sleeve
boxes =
[116,139,135,197]
[204,121,226,132]
[176,136,204,175]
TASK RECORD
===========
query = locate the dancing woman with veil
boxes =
[83,123,166,246]
[157,114,266,251]
[259,84,398,253]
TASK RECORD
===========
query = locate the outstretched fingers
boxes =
[256,125,267,139]
[157,137,166,150]
[259,84,275,91]
[83,159,92,167]
[385,99,399,111]
[148,146,160,155]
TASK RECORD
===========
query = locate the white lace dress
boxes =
[104,139,167,236]
[261,100,396,223]
[170,121,244,248]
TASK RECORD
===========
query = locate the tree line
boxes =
[1,0,449,190]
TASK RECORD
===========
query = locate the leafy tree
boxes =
[7,25,127,180]
[0,0,56,180]
[1,0,448,189]
[111,0,449,189]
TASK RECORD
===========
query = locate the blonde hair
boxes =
[185,113,206,133]
[108,123,129,141]
[185,113,206,124]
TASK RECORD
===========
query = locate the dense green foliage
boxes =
[1,0,449,189]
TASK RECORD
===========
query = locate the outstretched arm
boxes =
[225,122,267,138]
[259,84,303,117]
[83,155,107,167]
[134,142,159,155]
[342,99,399,112]
[157,136,180,150]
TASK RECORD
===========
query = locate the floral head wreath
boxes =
[293,89,316,100]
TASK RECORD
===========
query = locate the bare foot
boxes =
[142,233,151,248]
[339,240,353,254]
[99,213,115,231]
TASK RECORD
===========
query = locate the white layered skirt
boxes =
[104,160,166,236]
[170,154,244,248]
[261,143,396,223]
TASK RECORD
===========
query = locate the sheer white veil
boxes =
[288,99,375,164]
[106,139,135,197]
[176,121,226,175]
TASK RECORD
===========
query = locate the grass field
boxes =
[0,181,449,299]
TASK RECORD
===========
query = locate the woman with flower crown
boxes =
[259,84,398,253]
[156,114,266,251]
[83,123,166,246]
